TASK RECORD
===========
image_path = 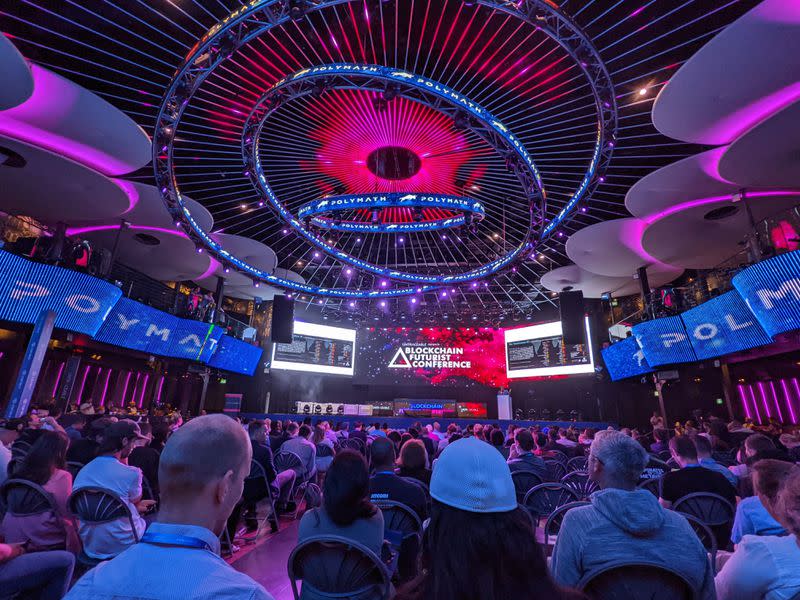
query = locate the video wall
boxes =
[505,317,595,378]
[271,321,356,376]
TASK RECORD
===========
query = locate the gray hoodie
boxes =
[551,488,716,599]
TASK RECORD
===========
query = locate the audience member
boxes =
[489,428,509,459]
[694,434,737,487]
[298,450,384,556]
[312,424,335,474]
[730,433,789,480]
[280,423,317,482]
[2,430,79,552]
[716,461,800,599]
[552,430,714,598]
[128,422,161,500]
[0,543,74,600]
[370,437,428,521]
[66,417,112,466]
[397,439,432,486]
[268,420,288,453]
[659,435,736,510]
[0,421,18,485]
[650,428,670,454]
[507,428,548,481]
[731,459,790,545]
[349,421,368,444]
[397,437,580,600]
[66,414,274,599]
[246,420,296,518]
[72,420,155,559]
[60,414,87,442]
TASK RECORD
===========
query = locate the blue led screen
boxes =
[602,336,653,381]
[0,250,121,336]
[94,297,223,362]
[733,251,800,338]
[632,316,696,367]
[681,291,772,360]
[207,335,263,375]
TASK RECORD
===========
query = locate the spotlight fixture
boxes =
[288,0,306,21]
[371,96,388,113]
[453,111,470,131]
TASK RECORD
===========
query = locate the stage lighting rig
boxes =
[288,0,308,21]
[371,95,388,113]
[453,111,470,131]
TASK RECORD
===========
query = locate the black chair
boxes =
[560,471,599,500]
[140,473,157,503]
[681,513,718,575]
[68,486,141,567]
[0,479,63,548]
[66,461,84,481]
[543,500,591,545]
[711,451,736,467]
[543,459,567,482]
[287,535,391,600]
[567,456,588,472]
[274,451,309,519]
[673,492,735,550]
[510,470,543,502]
[522,483,579,526]
[637,477,662,497]
[578,561,699,599]
[244,459,280,535]
[549,450,569,465]
[342,438,365,454]
[316,443,335,459]
[657,450,672,463]
[373,500,422,581]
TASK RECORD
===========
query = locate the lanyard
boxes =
[140,532,213,552]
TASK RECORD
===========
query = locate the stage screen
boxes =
[393,400,457,418]
[355,327,508,388]
[504,317,594,378]
[271,321,356,376]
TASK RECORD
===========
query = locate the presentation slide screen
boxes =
[271,321,356,376]
[505,317,594,378]
[393,400,457,418]
[355,327,508,388]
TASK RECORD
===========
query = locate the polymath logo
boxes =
[388,347,412,369]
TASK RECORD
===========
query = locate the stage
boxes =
[243,413,614,431]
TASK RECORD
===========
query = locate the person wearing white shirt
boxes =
[716,460,800,600]
[66,414,273,600]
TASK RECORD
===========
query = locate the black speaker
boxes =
[271,295,295,343]
[559,290,585,345]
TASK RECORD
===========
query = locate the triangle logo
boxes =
[388,347,412,369]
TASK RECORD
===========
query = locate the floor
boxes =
[229,517,301,600]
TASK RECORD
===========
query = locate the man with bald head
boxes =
[66,415,274,600]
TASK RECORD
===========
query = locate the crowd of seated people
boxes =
[1,404,800,598]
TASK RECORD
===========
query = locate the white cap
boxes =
[430,437,517,513]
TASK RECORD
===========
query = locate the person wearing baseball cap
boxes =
[396,437,582,600]
[73,419,155,560]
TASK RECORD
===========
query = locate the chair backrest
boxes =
[287,535,390,600]
[400,477,429,497]
[510,470,543,501]
[373,500,422,539]
[578,561,699,599]
[342,438,365,454]
[681,513,718,573]
[543,459,567,482]
[316,443,335,458]
[549,450,569,465]
[66,461,85,480]
[657,450,672,462]
[637,477,662,497]
[711,451,736,467]
[0,479,58,517]
[560,471,600,500]
[543,500,591,545]
[567,456,588,472]
[672,492,735,527]
[140,474,157,502]
[68,486,141,543]
[275,451,305,476]
[523,483,579,522]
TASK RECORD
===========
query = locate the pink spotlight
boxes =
[757,382,772,419]
[781,379,797,424]
[50,362,65,397]
[137,374,150,408]
[792,378,800,424]
[748,385,762,424]
[768,380,784,423]
[75,365,92,406]
[155,375,166,405]
[737,384,752,420]
[120,371,133,407]
[99,368,113,407]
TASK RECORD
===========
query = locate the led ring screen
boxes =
[243,63,544,285]
[154,0,616,295]
[297,193,486,233]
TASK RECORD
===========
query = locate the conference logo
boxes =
[387,344,471,369]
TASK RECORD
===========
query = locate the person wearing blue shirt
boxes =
[66,414,274,600]
[731,495,787,544]
[694,434,738,488]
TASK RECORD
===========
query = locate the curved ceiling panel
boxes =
[565,218,683,281]
[223,268,306,301]
[540,265,640,298]
[0,35,33,110]
[625,148,739,218]
[0,136,129,224]
[719,99,800,188]
[118,182,213,232]
[642,194,800,269]
[0,64,151,176]
[653,0,800,145]
[194,234,279,291]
